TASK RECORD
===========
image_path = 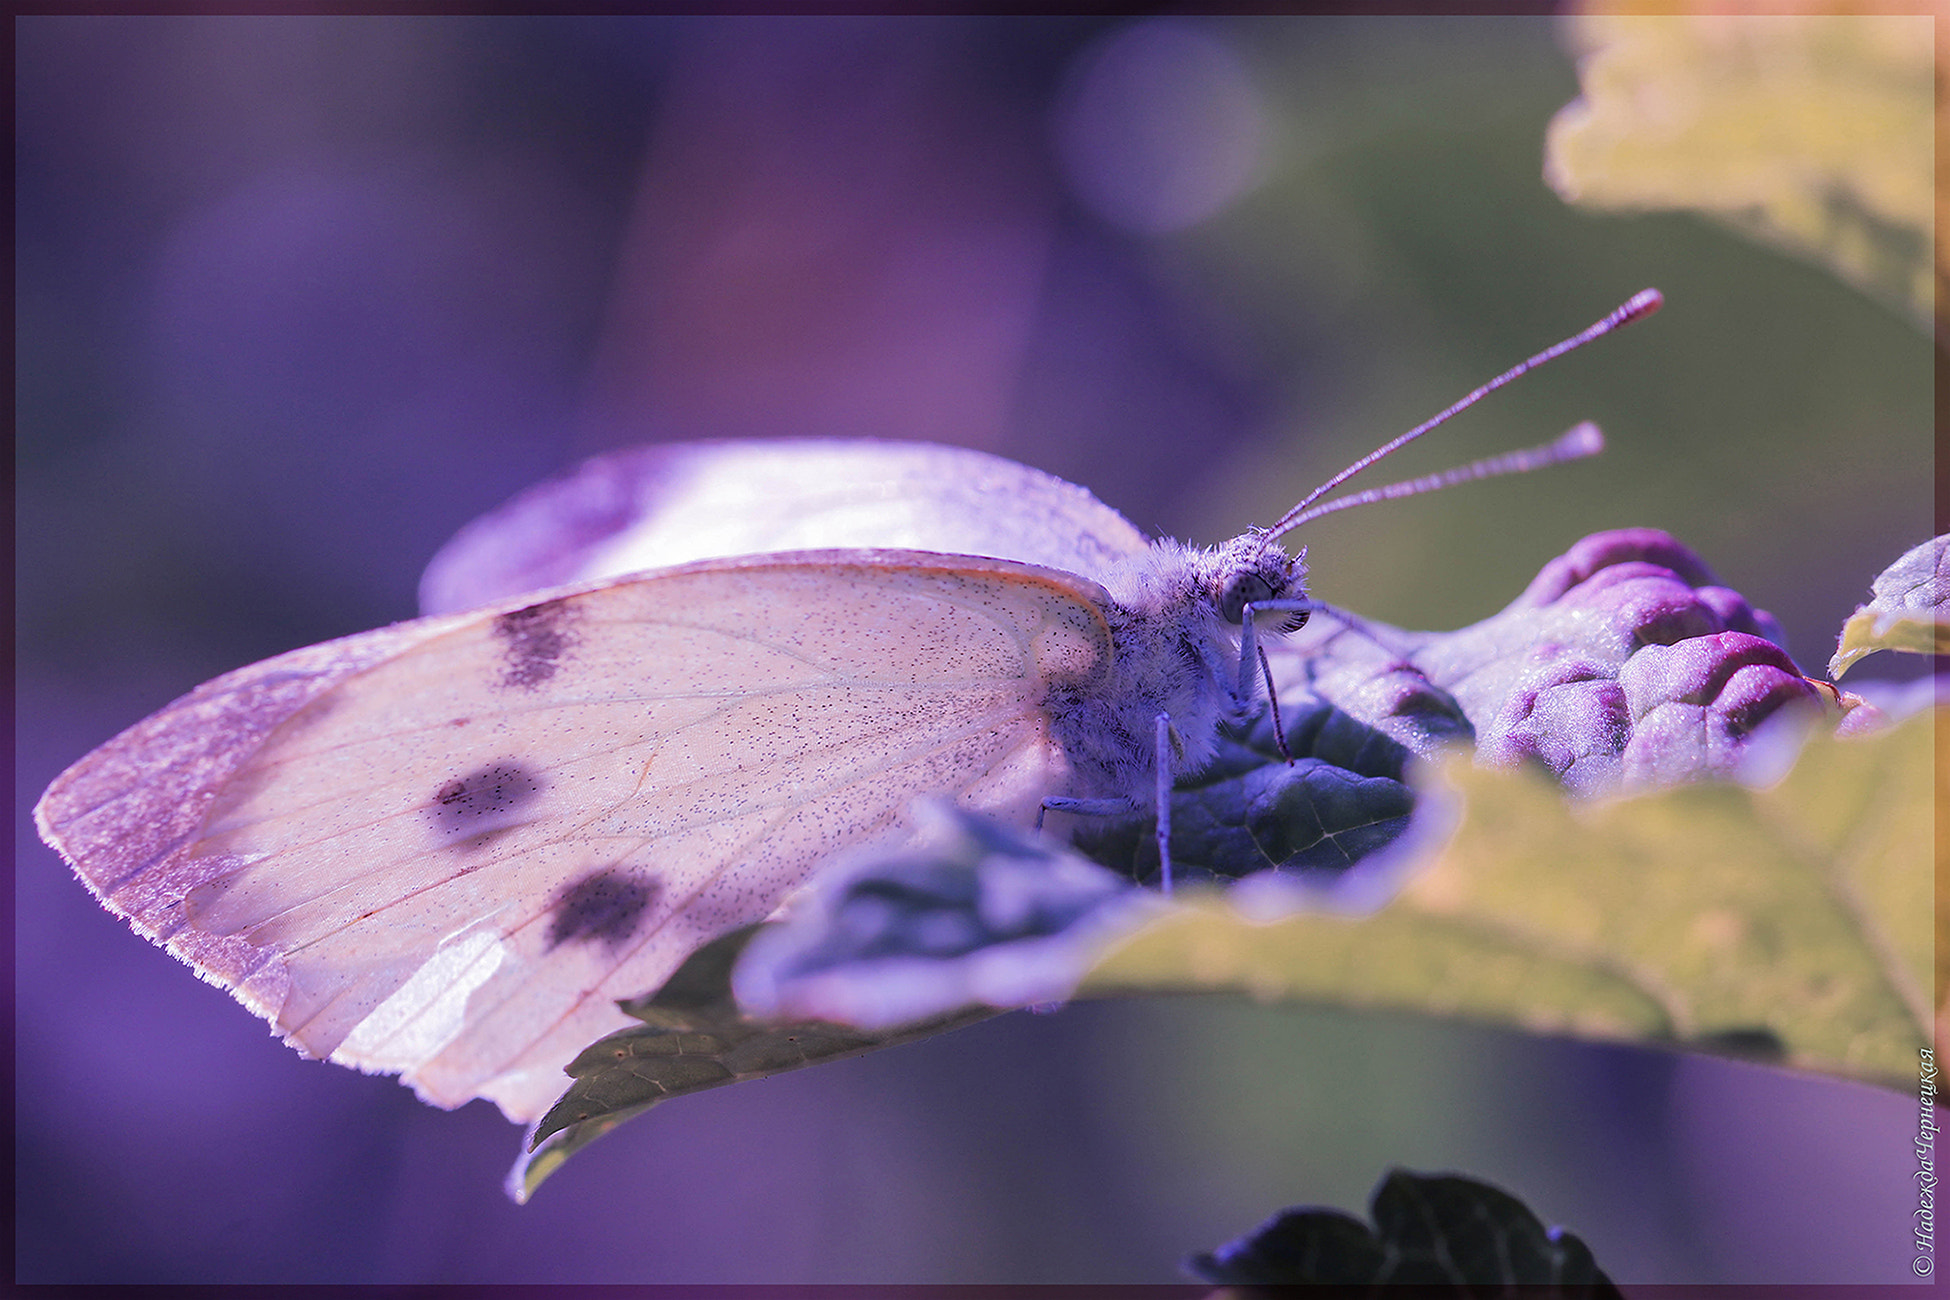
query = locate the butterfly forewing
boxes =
[37,550,1113,1122]
[421,439,1153,614]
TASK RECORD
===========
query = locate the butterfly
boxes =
[35,290,1661,1124]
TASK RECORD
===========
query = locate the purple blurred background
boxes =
[17,16,1930,1283]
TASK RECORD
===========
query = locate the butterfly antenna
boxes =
[1264,289,1661,542]
[1277,421,1604,531]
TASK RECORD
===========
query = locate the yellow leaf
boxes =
[1829,536,1949,680]
[1546,10,1936,331]
[1083,708,1934,1090]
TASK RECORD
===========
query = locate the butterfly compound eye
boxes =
[1219,572,1276,624]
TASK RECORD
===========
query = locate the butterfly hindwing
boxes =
[37,549,1114,1121]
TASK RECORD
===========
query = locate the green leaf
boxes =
[1545,13,1935,329]
[1071,709,1420,886]
[509,924,993,1202]
[1188,1168,1619,1293]
[733,804,1161,1030]
[1829,535,1948,680]
[1082,708,1933,1092]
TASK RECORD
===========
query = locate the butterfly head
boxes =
[1208,532,1309,632]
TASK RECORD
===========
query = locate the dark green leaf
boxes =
[734,804,1160,1030]
[510,923,992,1202]
[1188,1168,1620,1294]
[1073,702,1422,887]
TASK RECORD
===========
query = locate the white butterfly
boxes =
[35,291,1660,1124]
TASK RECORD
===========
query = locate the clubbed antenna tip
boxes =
[1618,288,1663,323]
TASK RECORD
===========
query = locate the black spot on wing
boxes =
[427,761,543,847]
[494,597,575,690]
[547,868,659,952]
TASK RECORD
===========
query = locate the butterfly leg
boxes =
[1038,795,1154,885]
[1256,644,1293,765]
[1039,716,1178,894]
[1153,712,1174,892]
[1038,795,1136,826]
[1237,596,1313,761]
[1288,596,1393,646]
[1235,597,1314,700]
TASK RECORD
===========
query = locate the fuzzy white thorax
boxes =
[1043,533,1307,805]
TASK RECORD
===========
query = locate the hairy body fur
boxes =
[1045,535,1306,803]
